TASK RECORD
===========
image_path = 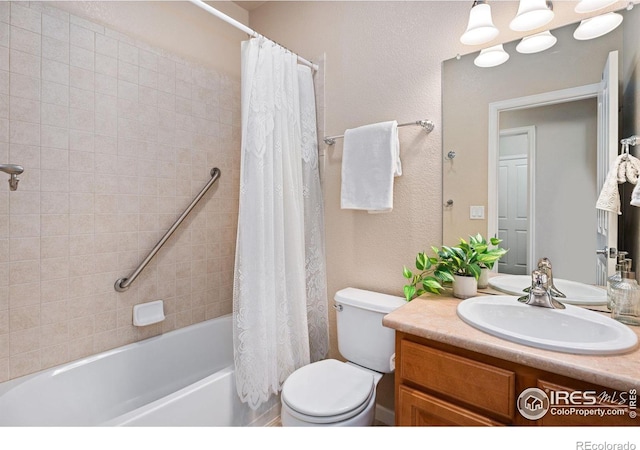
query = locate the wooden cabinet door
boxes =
[397,385,504,426]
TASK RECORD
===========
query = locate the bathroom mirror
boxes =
[442,7,639,285]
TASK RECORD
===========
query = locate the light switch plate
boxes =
[470,206,485,220]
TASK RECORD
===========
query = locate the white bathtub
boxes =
[0,315,279,426]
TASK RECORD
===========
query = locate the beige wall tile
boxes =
[9,304,40,330]
[40,342,68,369]
[42,35,69,64]
[40,300,67,324]
[0,356,7,382]
[9,349,40,378]
[10,326,40,355]
[0,331,7,357]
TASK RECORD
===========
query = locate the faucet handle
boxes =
[518,268,566,309]
[518,269,547,302]
[536,257,566,298]
[531,269,548,292]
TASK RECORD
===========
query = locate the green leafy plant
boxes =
[402,234,508,302]
[469,233,508,270]
[436,238,482,279]
[402,249,453,302]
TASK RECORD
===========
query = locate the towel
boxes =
[632,179,640,207]
[596,153,640,214]
[340,121,401,213]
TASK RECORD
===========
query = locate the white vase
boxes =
[478,267,490,289]
[453,274,478,299]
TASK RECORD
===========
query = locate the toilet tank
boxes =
[334,288,406,373]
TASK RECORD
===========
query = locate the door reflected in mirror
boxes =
[495,98,599,285]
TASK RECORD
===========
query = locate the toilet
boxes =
[280,287,406,426]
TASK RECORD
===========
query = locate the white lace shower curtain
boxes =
[233,37,328,410]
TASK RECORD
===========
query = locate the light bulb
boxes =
[516,30,557,54]
[461,2,499,45]
[474,44,510,68]
[573,12,623,40]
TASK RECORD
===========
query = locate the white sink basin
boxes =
[457,295,638,355]
[488,275,607,306]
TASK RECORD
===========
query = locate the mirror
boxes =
[442,7,640,285]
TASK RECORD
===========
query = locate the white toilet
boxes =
[280,287,406,426]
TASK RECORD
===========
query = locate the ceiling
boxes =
[233,1,267,11]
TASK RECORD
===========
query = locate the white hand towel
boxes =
[597,154,627,214]
[596,153,640,214]
[632,182,640,207]
[340,120,401,213]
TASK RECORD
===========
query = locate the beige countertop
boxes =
[382,294,640,391]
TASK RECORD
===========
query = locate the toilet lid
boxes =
[282,359,375,418]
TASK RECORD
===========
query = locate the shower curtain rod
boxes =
[188,0,319,72]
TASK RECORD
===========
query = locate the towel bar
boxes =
[323,120,434,146]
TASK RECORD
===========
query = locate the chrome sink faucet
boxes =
[518,269,566,309]
[523,257,566,298]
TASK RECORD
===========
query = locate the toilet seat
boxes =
[281,359,375,424]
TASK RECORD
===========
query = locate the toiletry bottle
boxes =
[607,252,627,311]
[610,263,640,326]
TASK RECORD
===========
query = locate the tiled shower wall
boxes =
[0,2,241,382]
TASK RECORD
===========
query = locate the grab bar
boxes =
[114,167,221,292]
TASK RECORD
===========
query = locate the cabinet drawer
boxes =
[398,385,504,426]
[399,340,515,420]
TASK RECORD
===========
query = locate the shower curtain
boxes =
[233,37,328,410]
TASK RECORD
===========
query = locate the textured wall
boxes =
[0,1,242,382]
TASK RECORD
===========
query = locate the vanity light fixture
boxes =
[573,11,623,40]
[474,44,510,68]
[574,0,617,13]
[460,0,499,45]
[510,0,555,32]
[516,30,557,53]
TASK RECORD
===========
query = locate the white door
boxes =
[498,154,529,275]
[596,50,619,285]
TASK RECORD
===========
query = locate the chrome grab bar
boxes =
[114,167,221,292]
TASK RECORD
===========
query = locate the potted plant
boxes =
[403,234,508,301]
[469,234,508,289]
[435,239,482,299]
[402,240,479,301]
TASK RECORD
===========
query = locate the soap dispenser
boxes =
[610,259,640,326]
[607,251,628,310]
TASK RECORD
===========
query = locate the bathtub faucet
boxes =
[0,164,24,191]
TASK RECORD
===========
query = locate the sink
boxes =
[488,275,607,306]
[457,295,638,355]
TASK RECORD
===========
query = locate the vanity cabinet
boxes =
[395,331,638,426]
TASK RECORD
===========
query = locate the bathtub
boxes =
[0,314,279,426]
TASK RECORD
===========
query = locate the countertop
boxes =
[382,292,640,391]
